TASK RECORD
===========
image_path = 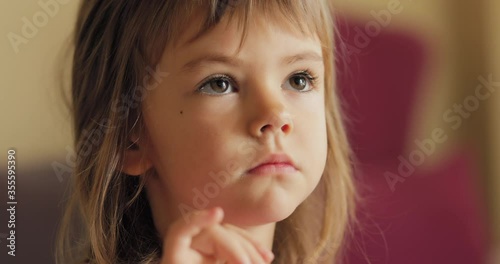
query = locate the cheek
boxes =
[292,96,328,187]
[145,102,240,203]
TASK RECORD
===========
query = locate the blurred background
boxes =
[0,0,498,263]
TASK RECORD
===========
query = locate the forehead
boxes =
[161,15,323,74]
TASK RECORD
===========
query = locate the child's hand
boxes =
[160,207,275,264]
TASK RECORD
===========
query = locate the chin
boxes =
[222,190,302,226]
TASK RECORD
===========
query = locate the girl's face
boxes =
[140,15,327,227]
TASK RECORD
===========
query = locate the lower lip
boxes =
[247,163,297,175]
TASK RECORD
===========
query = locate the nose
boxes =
[247,90,294,138]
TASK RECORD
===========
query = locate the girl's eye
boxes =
[197,75,236,95]
[283,70,318,92]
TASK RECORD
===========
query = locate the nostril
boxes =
[281,124,290,133]
[260,124,271,132]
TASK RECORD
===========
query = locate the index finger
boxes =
[167,207,224,245]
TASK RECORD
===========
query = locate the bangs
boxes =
[198,0,332,46]
[147,0,333,61]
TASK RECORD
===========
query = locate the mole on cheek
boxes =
[180,110,183,115]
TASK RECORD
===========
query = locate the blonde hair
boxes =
[55,1,357,263]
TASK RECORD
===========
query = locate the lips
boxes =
[247,153,298,175]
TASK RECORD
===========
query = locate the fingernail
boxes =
[212,207,222,216]
[266,250,274,261]
[257,245,274,261]
[195,208,215,219]
[206,207,223,219]
[240,257,251,264]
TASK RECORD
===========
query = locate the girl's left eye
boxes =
[283,70,318,92]
[197,74,237,95]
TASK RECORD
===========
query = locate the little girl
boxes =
[56,1,356,263]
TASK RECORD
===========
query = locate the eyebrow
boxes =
[180,51,323,72]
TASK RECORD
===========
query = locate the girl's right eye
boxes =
[197,74,237,95]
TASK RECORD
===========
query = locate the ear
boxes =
[122,135,153,176]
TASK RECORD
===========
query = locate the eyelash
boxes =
[196,69,319,95]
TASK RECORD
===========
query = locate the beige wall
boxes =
[0,0,80,166]
[335,0,446,31]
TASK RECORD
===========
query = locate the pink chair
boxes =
[335,16,489,264]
